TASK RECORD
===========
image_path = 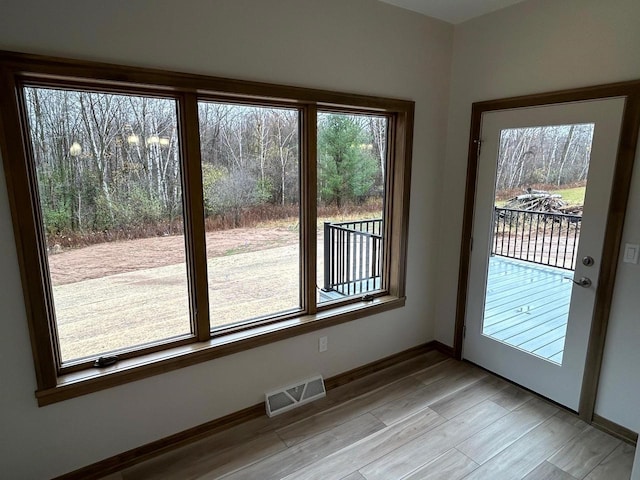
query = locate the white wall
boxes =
[439,0,640,432]
[0,1,452,478]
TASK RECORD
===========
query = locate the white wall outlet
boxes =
[623,243,639,264]
[319,336,328,353]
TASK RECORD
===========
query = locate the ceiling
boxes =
[378,0,528,24]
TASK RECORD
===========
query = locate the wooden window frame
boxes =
[0,50,414,406]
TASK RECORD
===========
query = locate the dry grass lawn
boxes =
[50,227,325,362]
[49,210,383,363]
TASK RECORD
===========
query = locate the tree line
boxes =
[496,124,594,192]
[24,87,386,242]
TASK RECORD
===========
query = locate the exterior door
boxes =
[463,98,625,410]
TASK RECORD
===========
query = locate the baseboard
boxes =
[55,341,440,480]
[592,414,638,445]
[431,340,454,357]
[324,342,439,390]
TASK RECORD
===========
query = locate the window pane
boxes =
[24,87,191,363]
[317,113,387,304]
[484,124,594,365]
[198,102,301,328]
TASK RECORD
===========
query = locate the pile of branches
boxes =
[503,188,582,215]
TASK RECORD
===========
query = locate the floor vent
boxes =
[265,375,326,417]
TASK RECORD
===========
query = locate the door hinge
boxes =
[470,236,473,252]
[463,324,467,339]
[474,139,482,157]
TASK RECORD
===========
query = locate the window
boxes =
[317,112,388,304]
[0,51,413,405]
[198,102,302,329]
[24,87,192,365]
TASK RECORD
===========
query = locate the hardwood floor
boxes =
[104,351,635,479]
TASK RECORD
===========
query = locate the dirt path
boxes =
[48,226,299,286]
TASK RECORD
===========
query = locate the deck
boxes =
[319,277,382,302]
[483,256,572,364]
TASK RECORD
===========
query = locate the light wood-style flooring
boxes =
[102,350,635,480]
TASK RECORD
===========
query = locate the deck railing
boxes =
[492,207,581,270]
[323,219,383,296]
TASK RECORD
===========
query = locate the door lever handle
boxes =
[564,276,592,288]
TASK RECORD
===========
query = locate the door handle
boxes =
[564,276,592,288]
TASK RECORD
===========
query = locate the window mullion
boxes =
[388,110,412,298]
[179,93,210,341]
[303,104,318,314]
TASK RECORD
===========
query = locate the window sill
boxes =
[35,295,405,406]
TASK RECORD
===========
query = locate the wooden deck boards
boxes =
[483,257,572,364]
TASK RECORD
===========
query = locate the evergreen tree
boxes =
[318,114,378,208]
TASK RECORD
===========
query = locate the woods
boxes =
[24,87,387,247]
[198,102,300,227]
[495,124,594,192]
[27,88,183,238]
[317,113,386,209]
[27,85,590,250]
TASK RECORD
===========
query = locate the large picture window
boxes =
[0,51,414,405]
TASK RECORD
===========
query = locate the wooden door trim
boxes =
[453,80,640,422]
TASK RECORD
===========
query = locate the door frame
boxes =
[454,80,640,421]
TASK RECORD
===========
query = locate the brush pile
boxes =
[502,188,582,215]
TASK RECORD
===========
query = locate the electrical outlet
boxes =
[623,243,639,264]
[319,336,328,353]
